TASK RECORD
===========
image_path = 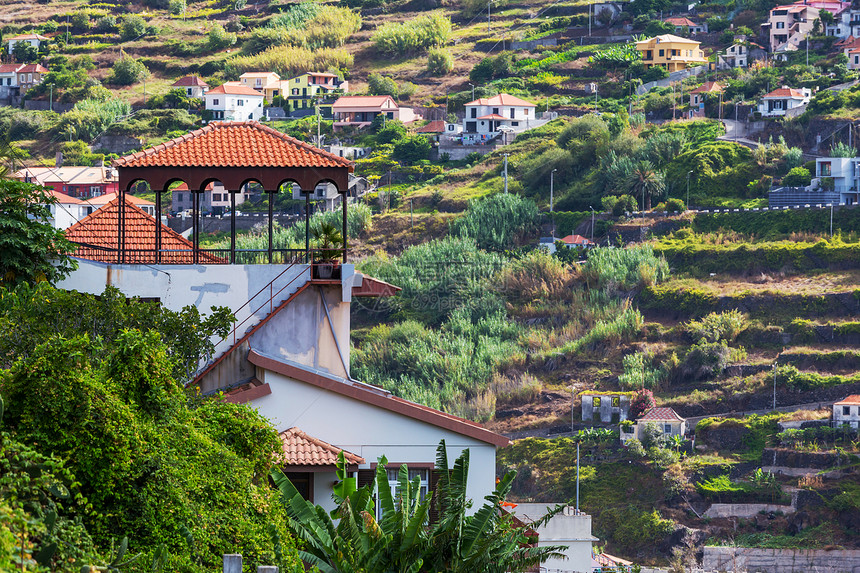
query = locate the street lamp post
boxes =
[48,83,54,112]
[589,206,595,243]
[468,83,475,101]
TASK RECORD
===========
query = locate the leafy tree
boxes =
[626,160,665,210]
[207,23,237,50]
[427,48,453,76]
[0,179,75,285]
[392,134,431,164]
[368,73,399,97]
[0,322,303,572]
[271,441,566,573]
[782,166,811,187]
[376,120,407,144]
[12,41,38,63]
[120,14,146,41]
[108,55,149,85]
[644,20,675,36]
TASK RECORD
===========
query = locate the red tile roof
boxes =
[65,195,224,264]
[689,81,723,94]
[0,64,23,73]
[112,122,353,169]
[172,75,209,87]
[17,64,48,74]
[664,17,699,26]
[248,351,510,448]
[47,190,81,204]
[835,395,860,406]
[8,33,47,40]
[763,88,807,98]
[278,427,365,466]
[639,407,685,421]
[561,234,593,245]
[208,82,262,96]
[466,93,536,107]
[81,192,153,207]
[417,120,446,133]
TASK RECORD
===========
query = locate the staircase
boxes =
[199,263,312,376]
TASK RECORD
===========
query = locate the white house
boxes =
[833,395,860,428]
[7,33,47,54]
[510,504,597,573]
[663,16,707,34]
[205,82,265,121]
[757,87,811,117]
[462,94,536,145]
[621,407,686,443]
[0,64,22,93]
[171,75,209,98]
[814,156,860,205]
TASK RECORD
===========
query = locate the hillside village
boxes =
[2,0,860,571]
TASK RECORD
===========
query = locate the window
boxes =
[664,424,672,434]
[776,21,785,29]
[292,88,299,95]
[524,108,529,116]
[213,98,219,105]
[303,88,307,96]
[187,88,193,96]
[659,49,665,57]
[237,99,244,106]
[592,396,601,408]
[285,473,313,501]
[844,406,851,415]
[90,186,102,196]
[511,121,519,126]
[470,108,477,118]
[378,468,429,519]
[212,193,221,202]
[175,193,183,202]
[510,107,515,118]
[492,107,499,114]
[820,162,832,176]
[272,90,279,97]
[612,396,620,408]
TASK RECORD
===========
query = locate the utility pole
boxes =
[316,98,321,147]
[550,168,557,237]
[503,153,509,193]
[576,441,580,511]
[48,83,53,112]
[831,203,834,236]
[589,206,595,242]
[772,362,777,410]
[588,2,592,36]
[687,170,693,211]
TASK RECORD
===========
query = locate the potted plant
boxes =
[311,221,344,279]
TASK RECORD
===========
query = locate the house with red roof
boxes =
[171,75,209,98]
[757,86,811,117]
[663,16,707,34]
[834,395,860,428]
[560,234,595,248]
[204,82,265,121]
[56,122,507,515]
[717,38,766,71]
[462,93,537,145]
[331,95,421,129]
[621,407,687,444]
[14,165,119,199]
[688,81,723,117]
[763,3,820,53]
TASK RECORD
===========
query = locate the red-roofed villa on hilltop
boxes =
[172,75,209,98]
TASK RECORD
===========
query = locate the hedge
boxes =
[693,208,860,238]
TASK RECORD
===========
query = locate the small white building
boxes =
[663,16,708,34]
[580,392,630,423]
[621,407,686,443]
[7,33,47,54]
[834,395,860,428]
[510,504,597,573]
[205,82,265,121]
[171,75,209,98]
[757,87,811,117]
[462,93,537,145]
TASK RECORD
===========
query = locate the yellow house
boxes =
[635,34,707,72]
[264,72,348,118]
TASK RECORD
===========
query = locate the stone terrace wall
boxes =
[703,546,860,572]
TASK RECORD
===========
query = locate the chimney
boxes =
[55,151,63,167]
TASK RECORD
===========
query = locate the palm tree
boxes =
[627,160,665,211]
[271,441,567,573]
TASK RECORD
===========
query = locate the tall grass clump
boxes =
[583,245,669,293]
[243,5,360,54]
[358,236,506,325]
[618,351,667,390]
[351,307,523,420]
[449,193,539,252]
[55,98,131,141]
[686,310,748,343]
[228,46,354,77]
[549,303,644,357]
[498,249,579,302]
[372,13,452,56]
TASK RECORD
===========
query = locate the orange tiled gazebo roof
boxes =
[65,196,224,264]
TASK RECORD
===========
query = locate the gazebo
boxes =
[107,121,354,264]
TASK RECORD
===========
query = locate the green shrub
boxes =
[207,23,236,50]
[368,73,398,97]
[618,351,666,390]
[427,48,454,75]
[782,166,811,187]
[120,14,146,40]
[686,310,748,343]
[108,56,149,85]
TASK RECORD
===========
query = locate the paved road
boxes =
[718,119,762,149]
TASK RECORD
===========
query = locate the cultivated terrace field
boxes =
[3,0,860,567]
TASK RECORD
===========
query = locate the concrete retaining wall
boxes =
[703,546,860,572]
[704,503,794,519]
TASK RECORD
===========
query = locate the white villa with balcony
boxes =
[205,82,265,121]
[757,87,811,117]
[814,156,860,205]
[462,94,537,145]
